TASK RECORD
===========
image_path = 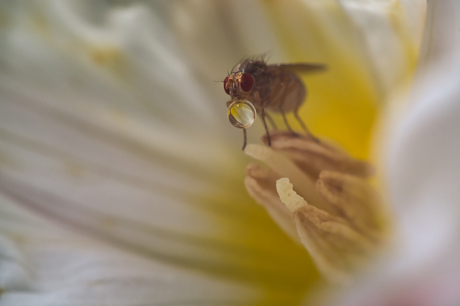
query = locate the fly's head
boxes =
[223,72,255,99]
[224,72,257,129]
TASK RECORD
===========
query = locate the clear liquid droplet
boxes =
[227,100,256,129]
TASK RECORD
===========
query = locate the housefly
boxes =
[224,58,326,150]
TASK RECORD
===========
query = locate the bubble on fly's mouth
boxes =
[227,100,256,128]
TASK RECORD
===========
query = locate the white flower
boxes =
[0,0,439,305]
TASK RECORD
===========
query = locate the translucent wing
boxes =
[270,63,327,75]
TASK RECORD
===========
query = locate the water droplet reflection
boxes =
[227,100,256,129]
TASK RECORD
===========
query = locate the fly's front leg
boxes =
[258,78,272,147]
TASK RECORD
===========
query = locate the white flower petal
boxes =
[388,0,460,274]
[0,0,322,304]
[327,1,460,305]
[0,196,260,306]
[0,234,32,291]
[340,0,426,92]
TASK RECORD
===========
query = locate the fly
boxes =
[224,58,326,150]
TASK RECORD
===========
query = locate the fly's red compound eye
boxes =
[224,76,230,95]
[240,73,255,92]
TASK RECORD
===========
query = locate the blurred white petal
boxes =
[326,1,460,305]
[340,0,426,92]
[0,201,259,306]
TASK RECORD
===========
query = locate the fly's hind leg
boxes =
[294,108,320,143]
[242,128,247,150]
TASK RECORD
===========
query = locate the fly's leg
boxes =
[265,112,278,130]
[242,128,248,150]
[259,72,272,147]
[294,108,320,143]
[260,106,271,146]
[280,105,298,136]
[278,75,299,136]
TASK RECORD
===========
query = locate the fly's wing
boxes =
[269,63,326,75]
